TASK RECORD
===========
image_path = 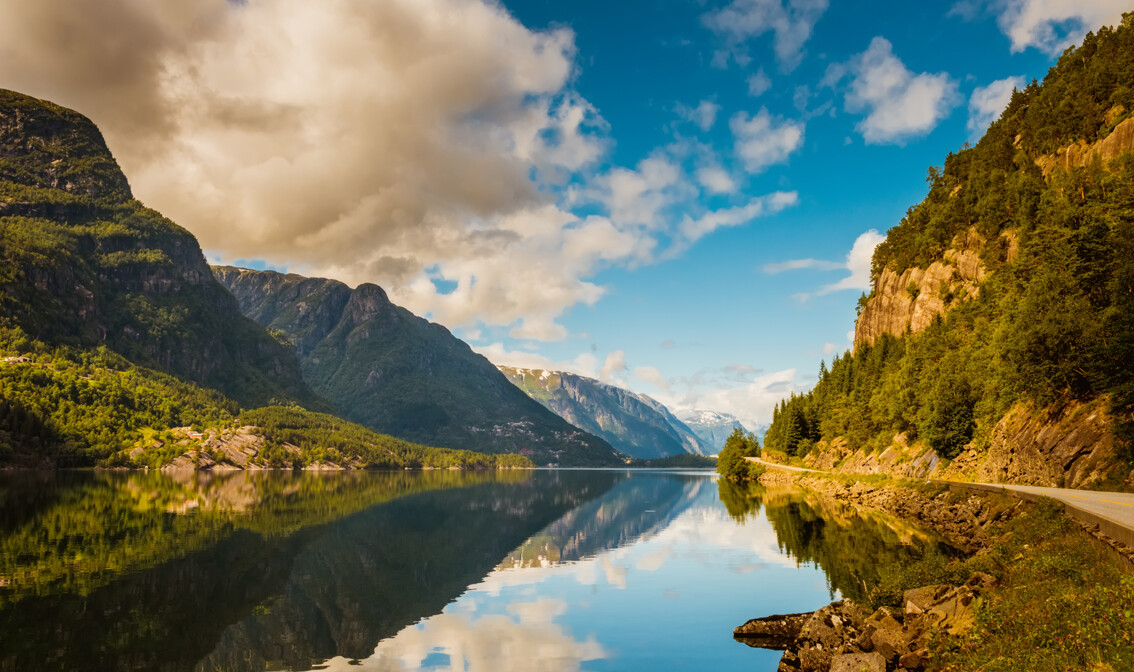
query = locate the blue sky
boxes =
[0,0,1125,428]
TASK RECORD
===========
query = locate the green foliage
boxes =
[239,406,534,470]
[766,19,1134,463]
[626,453,717,468]
[716,427,763,481]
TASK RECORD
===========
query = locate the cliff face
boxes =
[854,228,989,349]
[1035,114,1134,177]
[0,89,317,408]
[498,366,711,459]
[805,400,1127,489]
[213,267,622,466]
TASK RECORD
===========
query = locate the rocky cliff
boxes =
[214,267,622,466]
[854,228,995,349]
[0,89,317,409]
[498,366,711,459]
[1035,113,1134,177]
[803,399,1130,489]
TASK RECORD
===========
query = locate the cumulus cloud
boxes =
[677,100,721,131]
[600,350,628,381]
[767,229,886,299]
[730,109,805,173]
[967,76,1023,137]
[747,69,773,97]
[980,0,1127,54]
[696,164,737,195]
[839,37,960,144]
[0,0,653,341]
[634,366,671,392]
[703,0,830,71]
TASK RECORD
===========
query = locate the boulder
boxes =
[829,652,886,672]
[734,612,811,649]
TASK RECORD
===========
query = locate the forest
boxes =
[763,15,1134,467]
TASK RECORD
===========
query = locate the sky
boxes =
[0,0,1127,430]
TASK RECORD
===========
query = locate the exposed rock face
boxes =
[1036,115,1134,177]
[941,400,1125,488]
[854,229,987,349]
[804,435,942,480]
[214,267,622,466]
[498,366,711,459]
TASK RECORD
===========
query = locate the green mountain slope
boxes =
[0,89,532,471]
[498,366,710,459]
[0,89,317,410]
[212,267,623,466]
[762,16,1134,489]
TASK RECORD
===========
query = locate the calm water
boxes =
[0,469,948,671]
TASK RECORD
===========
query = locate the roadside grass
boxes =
[859,495,1134,671]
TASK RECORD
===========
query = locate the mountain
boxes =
[498,366,712,459]
[0,89,317,410]
[212,267,622,466]
[680,410,749,453]
[0,89,532,471]
[760,18,1134,489]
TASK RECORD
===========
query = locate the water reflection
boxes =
[0,470,953,672]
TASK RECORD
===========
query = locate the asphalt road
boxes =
[745,456,1134,536]
[976,482,1134,532]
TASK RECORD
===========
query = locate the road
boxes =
[745,456,1134,540]
[973,482,1134,533]
[744,457,824,474]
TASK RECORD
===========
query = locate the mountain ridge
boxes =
[498,365,712,459]
[213,266,622,466]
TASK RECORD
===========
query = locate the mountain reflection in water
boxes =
[0,470,952,672]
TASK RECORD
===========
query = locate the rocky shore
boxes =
[734,573,997,671]
[738,471,1023,671]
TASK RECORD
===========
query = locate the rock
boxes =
[899,650,925,670]
[734,612,811,649]
[863,607,906,662]
[829,652,886,672]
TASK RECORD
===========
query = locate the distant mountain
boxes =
[680,410,749,453]
[498,367,712,459]
[213,267,622,466]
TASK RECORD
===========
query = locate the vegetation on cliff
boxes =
[0,90,538,470]
[764,15,1134,471]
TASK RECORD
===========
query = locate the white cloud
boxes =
[634,366,671,392]
[747,69,773,97]
[677,100,721,131]
[703,0,830,72]
[678,191,799,245]
[843,37,959,144]
[990,0,1127,54]
[655,368,799,433]
[730,109,805,173]
[474,343,600,378]
[967,76,1023,137]
[600,350,628,381]
[696,164,737,194]
[762,258,844,274]
[768,229,886,300]
[822,342,839,355]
